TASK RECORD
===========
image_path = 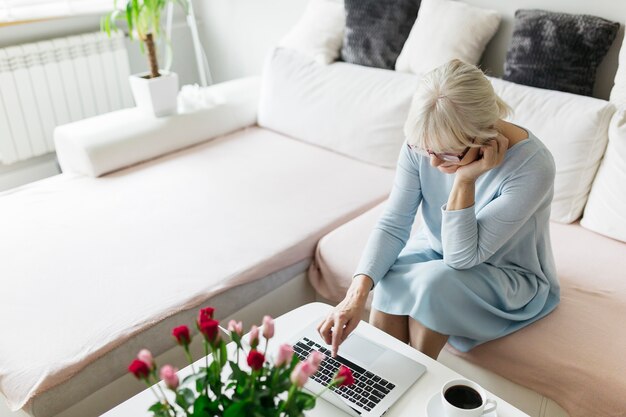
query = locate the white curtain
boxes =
[1,0,113,23]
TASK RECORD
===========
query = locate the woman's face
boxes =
[430,146,481,174]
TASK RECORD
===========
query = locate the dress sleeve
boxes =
[354,143,423,287]
[440,150,555,270]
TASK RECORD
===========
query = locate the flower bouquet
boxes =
[127,306,354,417]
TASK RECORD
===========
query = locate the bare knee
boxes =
[408,317,449,360]
[369,309,410,344]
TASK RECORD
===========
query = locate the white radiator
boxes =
[0,31,134,165]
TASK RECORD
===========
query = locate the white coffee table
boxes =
[101,302,529,416]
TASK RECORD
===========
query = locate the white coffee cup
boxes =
[440,379,497,417]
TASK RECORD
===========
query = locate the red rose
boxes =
[334,365,354,387]
[172,325,191,347]
[128,359,151,380]
[247,349,265,371]
[198,318,220,345]
[198,307,215,323]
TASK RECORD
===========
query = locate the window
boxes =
[1,0,113,23]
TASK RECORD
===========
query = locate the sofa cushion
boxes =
[488,76,616,223]
[340,0,420,69]
[0,127,395,412]
[395,0,500,76]
[503,9,620,97]
[580,110,626,242]
[309,204,626,417]
[258,48,420,168]
[449,222,626,417]
[278,0,345,65]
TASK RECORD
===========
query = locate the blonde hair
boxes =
[404,59,512,153]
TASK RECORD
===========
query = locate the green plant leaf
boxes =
[175,387,195,411]
[219,342,228,368]
[223,401,250,417]
[125,1,134,40]
[192,395,213,417]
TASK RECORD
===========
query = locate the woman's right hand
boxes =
[316,274,373,357]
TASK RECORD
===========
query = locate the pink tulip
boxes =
[228,320,243,336]
[249,325,260,349]
[159,365,179,390]
[290,361,314,387]
[137,349,154,369]
[275,344,294,367]
[262,315,275,339]
[306,350,325,373]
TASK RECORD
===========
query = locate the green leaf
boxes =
[192,395,213,417]
[148,402,167,412]
[224,401,250,417]
[219,342,228,368]
[175,387,195,411]
[125,1,134,40]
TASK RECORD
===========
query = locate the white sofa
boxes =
[1,40,625,417]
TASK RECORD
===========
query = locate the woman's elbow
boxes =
[442,255,476,270]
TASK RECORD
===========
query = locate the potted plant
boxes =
[102,0,185,117]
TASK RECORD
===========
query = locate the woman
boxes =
[317,59,560,360]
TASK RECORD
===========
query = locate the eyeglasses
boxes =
[407,140,473,163]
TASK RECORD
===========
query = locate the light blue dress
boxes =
[355,127,560,352]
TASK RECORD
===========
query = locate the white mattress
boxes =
[0,126,395,413]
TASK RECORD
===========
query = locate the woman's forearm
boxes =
[447,177,476,211]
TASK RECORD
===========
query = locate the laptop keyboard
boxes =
[293,337,396,412]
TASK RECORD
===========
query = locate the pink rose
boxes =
[290,361,314,387]
[275,344,294,367]
[262,315,275,340]
[137,349,154,370]
[306,350,325,373]
[249,325,260,349]
[159,365,179,390]
[227,320,243,336]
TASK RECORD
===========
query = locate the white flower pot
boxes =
[129,71,179,117]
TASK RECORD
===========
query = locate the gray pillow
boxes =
[340,0,421,70]
[503,9,620,96]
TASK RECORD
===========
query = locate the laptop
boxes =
[285,315,427,416]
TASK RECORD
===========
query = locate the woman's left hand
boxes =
[456,133,509,183]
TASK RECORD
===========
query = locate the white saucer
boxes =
[426,392,498,417]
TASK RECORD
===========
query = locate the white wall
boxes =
[194,0,308,83]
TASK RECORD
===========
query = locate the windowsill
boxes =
[0,18,50,27]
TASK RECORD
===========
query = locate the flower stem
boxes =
[184,346,196,373]
[312,380,339,401]
[282,384,297,412]
[204,342,210,397]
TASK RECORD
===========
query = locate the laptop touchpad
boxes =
[341,333,385,364]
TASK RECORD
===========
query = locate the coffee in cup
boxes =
[440,379,497,416]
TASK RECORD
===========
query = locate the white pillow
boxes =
[395,0,500,75]
[488,77,616,223]
[610,26,626,108]
[278,0,345,65]
[581,110,626,242]
[258,48,420,168]
[55,77,261,177]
